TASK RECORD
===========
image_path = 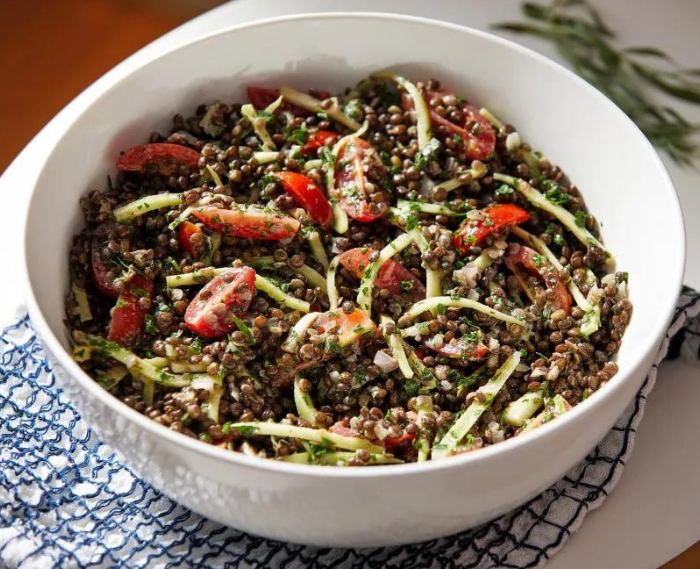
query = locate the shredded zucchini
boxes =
[205,164,224,188]
[229,421,384,453]
[113,193,183,223]
[478,108,505,132]
[306,230,329,270]
[414,396,434,462]
[494,174,610,258]
[241,98,281,151]
[248,256,327,291]
[283,451,402,466]
[326,255,342,310]
[282,312,321,353]
[280,86,361,131]
[94,364,129,390]
[71,283,92,322]
[303,159,323,171]
[432,161,488,194]
[396,199,462,217]
[331,203,349,234]
[410,228,442,300]
[294,376,318,424]
[379,315,413,379]
[255,275,310,313]
[403,296,526,329]
[357,232,415,315]
[373,72,432,150]
[472,251,493,271]
[502,389,544,427]
[432,351,521,459]
[401,339,437,390]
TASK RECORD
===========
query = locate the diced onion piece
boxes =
[373,71,432,150]
[280,86,361,131]
[113,193,183,223]
[373,349,399,373]
[505,132,521,151]
[379,315,413,379]
[432,351,521,459]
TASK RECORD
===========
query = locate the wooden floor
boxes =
[1,1,699,566]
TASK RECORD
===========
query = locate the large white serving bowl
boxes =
[21,13,684,547]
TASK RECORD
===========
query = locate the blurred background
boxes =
[0,0,225,173]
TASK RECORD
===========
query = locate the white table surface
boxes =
[2,1,699,567]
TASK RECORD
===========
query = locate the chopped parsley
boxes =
[414,138,441,171]
[495,184,514,197]
[574,210,588,228]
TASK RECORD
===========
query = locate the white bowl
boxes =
[21,13,684,547]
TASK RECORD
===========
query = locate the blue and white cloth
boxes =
[1,287,699,569]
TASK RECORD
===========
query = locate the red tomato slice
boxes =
[107,274,154,347]
[176,221,204,257]
[313,308,377,347]
[383,433,416,448]
[184,267,256,338]
[504,246,572,315]
[333,138,387,222]
[192,206,300,241]
[271,171,332,229]
[401,89,496,160]
[116,143,200,176]
[303,130,340,154]
[337,248,425,301]
[246,86,332,117]
[453,204,530,253]
[428,339,489,360]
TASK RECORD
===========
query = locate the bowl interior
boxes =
[23,13,683,461]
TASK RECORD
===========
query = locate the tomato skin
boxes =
[176,221,204,257]
[337,248,425,301]
[504,245,572,315]
[192,206,300,241]
[401,90,496,160]
[453,204,530,253]
[90,222,124,297]
[303,130,340,154]
[384,433,416,448]
[116,143,200,176]
[246,86,331,117]
[429,339,489,360]
[333,138,387,222]
[313,308,377,347]
[107,274,154,347]
[271,171,333,229]
[184,267,256,338]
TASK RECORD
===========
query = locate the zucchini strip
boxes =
[253,151,281,164]
[432,161,488,193]
[74,332,193,388]
[357,232,415,315]
[113,193,183,223]
[248,256,327,291]
[403,296,526,328]
[414,396,434,462]
[280,86,361,131]
[379,315,413,379]
[494,173,610,258]
[255,275,310,313]
[401,339,437,390]
[281,312,321,353]
[241,99,280,151]
[229,422,384,453]
[478,108,505,132]
[432,351,521,460]
[306,230,329,270]
[472,251,493,271]
[326,255,342,310]
[410,228,442,300]
[396,199,463,217]
[372,72,432,150]
[502,389,544,427]
[283,451,402,466]
[294,375,318,424]
[303,159,323,171]
[205,164,224,188]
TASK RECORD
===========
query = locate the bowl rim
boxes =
[21,11,686,479]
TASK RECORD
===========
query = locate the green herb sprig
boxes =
[495,0,700,164]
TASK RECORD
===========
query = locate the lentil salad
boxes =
[66,74,632,466]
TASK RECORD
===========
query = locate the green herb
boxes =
[495,184,514,197]
[144,315,158,335]
[290,127,308,145]
[231,316,254,345]
[232,425,258,436]
[574,210,588,228]
[320,146,335,168]
[166,257,181,272]
[495,0,700,164]
[544,186,572,207]
[405,214,418,231]
[414,138,441,171]
[375,82,401,106]
[400,280,412,292]
[532,254,547,268]
[221,421,233,435]
[404,379,420,397]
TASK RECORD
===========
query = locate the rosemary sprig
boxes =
[495,0,700,164]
